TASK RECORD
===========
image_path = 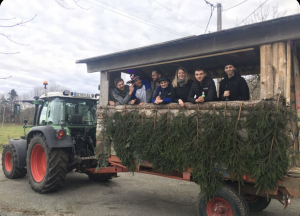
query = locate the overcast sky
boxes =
[0,0,299,98]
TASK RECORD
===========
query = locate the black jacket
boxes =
[171,80,193,103]
[219,72,250,101]
[187,77,217,103]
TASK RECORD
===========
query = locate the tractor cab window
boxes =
[65,99,96,125]
[39,98,64,125]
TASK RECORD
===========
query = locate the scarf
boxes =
[177,78,186,87]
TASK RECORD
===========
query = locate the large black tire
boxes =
[197,185,250,216]
[244,195,271,212]
[27,134,68,193]
[87,173,113,182]
[2,144,27,179]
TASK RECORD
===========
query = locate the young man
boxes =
[111,78,134,105]
[187,68,217,103]
[151,68,162,98]
[219,64,250,101]
[130,75,152,105]
[152,77,172,104]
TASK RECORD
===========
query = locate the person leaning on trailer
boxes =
[152,76,172,104]
[151,68,162,98]
[171,67,193,107]
[128,75,152,105]
[111,78,134,105]
[219,63,250,101]
[187,68,218,103]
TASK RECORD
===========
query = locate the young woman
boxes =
[171,67,193,107]
[152,77,172,104]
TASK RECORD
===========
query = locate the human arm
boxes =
[112,87,133,105]
[239,78,250,100]
[205,80,217,101]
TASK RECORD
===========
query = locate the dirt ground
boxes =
[0,155,300,216]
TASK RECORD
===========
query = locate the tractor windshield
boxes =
[65,98,97,126]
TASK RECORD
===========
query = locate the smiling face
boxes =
[224,65,235,78]
[177,69,185,80]
[133,77,142,88]
[116,81,125,91]
[160,80,169,88]
[195,70,206,82]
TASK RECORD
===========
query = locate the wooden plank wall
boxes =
[261,41,299,157]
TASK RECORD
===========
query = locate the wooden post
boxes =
[99,71,109,106]
[293,51,300,155]
[272,43,279,96]
[277,42,287,96]
[286,41,291,106]
[260,44,273,99]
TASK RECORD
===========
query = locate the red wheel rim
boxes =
[206,197,233,216]
[30,144,46,182]
[4,151,13,172]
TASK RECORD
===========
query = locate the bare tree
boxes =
[235,3,287,26]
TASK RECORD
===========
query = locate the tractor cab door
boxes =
[39,97,64,126]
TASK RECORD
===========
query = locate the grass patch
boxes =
[0,123,25,153]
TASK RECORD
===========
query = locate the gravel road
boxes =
[0,156,299,216]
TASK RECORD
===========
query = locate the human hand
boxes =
[178,99,184,107]
[224,90,230,97]
[195,96,204,103]
[154,99,163,104]
[139,102,145,106]
[156,96,161,100]
[109,101,115,106]
[130,99,136,105]
[129,84,134,95]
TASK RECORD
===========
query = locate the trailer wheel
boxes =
[87,173,112,182]
[2,144,27,179]
[27,134,68,193]
[197,185,249,216]
[245,195,271,212]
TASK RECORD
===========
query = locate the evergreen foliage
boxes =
[97,99,298,200]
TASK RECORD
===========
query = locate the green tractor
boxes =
[2,84,112,193]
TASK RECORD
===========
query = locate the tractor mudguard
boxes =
[27,126,73,149]
[8,139,27,168]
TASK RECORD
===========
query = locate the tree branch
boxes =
[0,32,30,45]
[0,76,12,79]
[73,0,92,10]
[0,14,37,27]
[55,0,75,10]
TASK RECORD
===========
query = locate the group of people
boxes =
[109,63,250,107]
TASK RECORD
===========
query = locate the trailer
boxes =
[76,14,300,216]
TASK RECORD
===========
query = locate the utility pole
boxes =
[216,3,222,94]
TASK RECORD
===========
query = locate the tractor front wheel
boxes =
[2,144,27,179]
[27,134,68,193]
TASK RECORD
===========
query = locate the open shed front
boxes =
[77,14,300,155]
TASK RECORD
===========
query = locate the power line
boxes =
[152,0,205,30]
[237,0,268,26]
[203,0,214,34]
[84,0,186,36]
[223,0,248,12]
[204,4,215,34]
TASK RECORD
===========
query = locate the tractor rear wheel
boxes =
[2,144,27,179]
[27,134,68,193]
[197,185,250,216]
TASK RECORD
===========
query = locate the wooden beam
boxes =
[99,71,109,106]
[260,44,273,99]
[277,42,287,96]
[272,42,279,95]
[286,41,292,105]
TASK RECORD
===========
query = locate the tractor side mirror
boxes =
[23,119,28,124]
[14,104,20,115]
